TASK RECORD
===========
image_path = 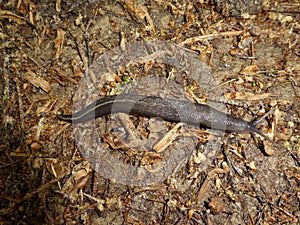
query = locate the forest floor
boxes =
[0,0,299,224]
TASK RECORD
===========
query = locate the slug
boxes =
[58,94,272,138]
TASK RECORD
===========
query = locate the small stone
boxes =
[264,140,274,156]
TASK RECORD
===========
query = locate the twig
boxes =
[180,31,243,46]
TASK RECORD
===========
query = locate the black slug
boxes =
[58,94,271,138]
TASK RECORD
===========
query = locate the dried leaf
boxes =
[241,65,260,75]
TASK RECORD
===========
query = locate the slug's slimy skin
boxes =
[58,94,271,138]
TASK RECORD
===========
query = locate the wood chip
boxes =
[55,28,65,59]
[153,122,184,152]
[0,9,27,25]
[23,71,51,93]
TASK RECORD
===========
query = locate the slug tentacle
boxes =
[246,108,274,139]
[251,108,275,127]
